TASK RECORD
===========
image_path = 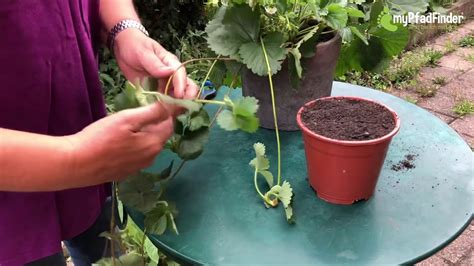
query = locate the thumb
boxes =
[121,102,170,131]
[141,51,176,78]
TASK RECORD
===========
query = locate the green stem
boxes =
[163,57,236,95]
[260,38,282,186]
[197,55,221,99]
[195,99,227,106]
[141,91,159,95]
[167,160,186,183]
[254,169,265,200]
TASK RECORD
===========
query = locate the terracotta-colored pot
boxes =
[296,96,401,205]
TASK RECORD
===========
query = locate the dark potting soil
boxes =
[301,98,396,141]
[391,154,417,171]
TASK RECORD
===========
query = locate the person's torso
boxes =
[0,1,108,265]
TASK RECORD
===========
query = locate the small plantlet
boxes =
[432,76,447,86]
[416,84,439,98]
[458,35,474,48]
[405,96,418,104]
[466,53,474,63]
[453,99,474,116]
[444,41,457,54]
[424,49,444,67]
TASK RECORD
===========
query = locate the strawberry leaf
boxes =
[176,128,210,160]
[216,110,239,131]
[238,32,288,76]
[118,173,161,213]
[144,205,168,235]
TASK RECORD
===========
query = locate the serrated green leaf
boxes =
[336,23,408,75]
[118,174,160,213]
[145,205,168,235]
[235,115,259,133]
[284,205,294,222]
[177,128,210,160]
[239,32,288,76]
[232,96,259,117]
[217,110,239,131]
[144,237,159,264]
[259,170,274,187]
[253,142,265,157]
[206,6,260,58]
[250,142,270,170]
[325,4,348,30]
[350,26,368,45]
[188,109,210,131]
[222,5,260,43]
[278,181,293,208]
[346,7,365,18]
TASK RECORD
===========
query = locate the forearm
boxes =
[100,0,139,31]
[0,129,94,192]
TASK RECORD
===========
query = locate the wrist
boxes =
[61,134,99,188]
[107,19,149,52]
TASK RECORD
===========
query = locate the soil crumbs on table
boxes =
[301,98,396,141]
[391,154,417,171]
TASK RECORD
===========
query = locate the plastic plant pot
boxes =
[296,96,401,205]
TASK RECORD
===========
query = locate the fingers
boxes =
[140,50,176,78]
[153,43,187,98]
[120,102,170,132]
[184,77,199,99]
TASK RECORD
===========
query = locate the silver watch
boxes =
[107,19,149,51]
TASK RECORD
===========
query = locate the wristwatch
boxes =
[107,19,149,51]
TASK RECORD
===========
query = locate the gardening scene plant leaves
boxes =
[250,143,294,222]
[217,96,260,133]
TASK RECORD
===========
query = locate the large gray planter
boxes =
[242,34,342,131]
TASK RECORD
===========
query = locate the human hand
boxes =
[66,102,176,185]
[113,29,199,99]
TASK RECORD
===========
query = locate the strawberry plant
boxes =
[115,44,295,241]
[205,0,430,86]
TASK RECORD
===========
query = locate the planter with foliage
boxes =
[205,0,428,129]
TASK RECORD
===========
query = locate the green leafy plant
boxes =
[432,76,447,85]
[416,84,439,97]
[115,48,295,254]
[453,99,474,116]
[425,49,444,66]
[458,35,474,48]
[205,0,424,86]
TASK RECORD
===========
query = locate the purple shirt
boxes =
[0,1,109,264]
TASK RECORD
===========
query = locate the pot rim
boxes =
[316,32,341,48]
[296,96,401,146]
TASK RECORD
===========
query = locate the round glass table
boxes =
[127,82,473,265]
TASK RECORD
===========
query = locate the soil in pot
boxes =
[297,97,401,205]
[300,98,396,141]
